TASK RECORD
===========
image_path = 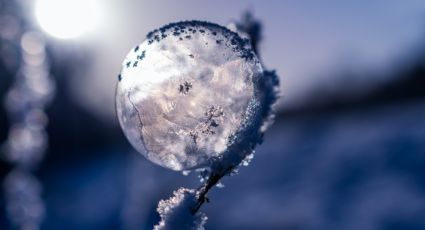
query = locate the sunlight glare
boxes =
[35,0,101,39]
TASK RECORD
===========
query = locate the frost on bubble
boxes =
[116,21,277,171]
[154,188,207,230]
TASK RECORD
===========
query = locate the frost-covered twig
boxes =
[151,13,279,229]
[116,12,278,229]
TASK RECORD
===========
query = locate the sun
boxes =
[35,0,101,39]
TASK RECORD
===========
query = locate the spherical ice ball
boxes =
[116,21,270,171]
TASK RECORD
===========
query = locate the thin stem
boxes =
[190,173,222,214]
[190,165,236,214]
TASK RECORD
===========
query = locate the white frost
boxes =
[154,188,207,230]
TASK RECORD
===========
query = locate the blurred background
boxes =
[1,0,425,229]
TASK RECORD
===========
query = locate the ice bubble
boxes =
[116,21,274,171]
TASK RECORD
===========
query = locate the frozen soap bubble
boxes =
[116,21,276,171]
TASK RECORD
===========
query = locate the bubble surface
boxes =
[116,21,268,170]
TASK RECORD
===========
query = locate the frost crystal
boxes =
[241,152,254,166]
[116,21,274,171]
[154,188,207,230]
